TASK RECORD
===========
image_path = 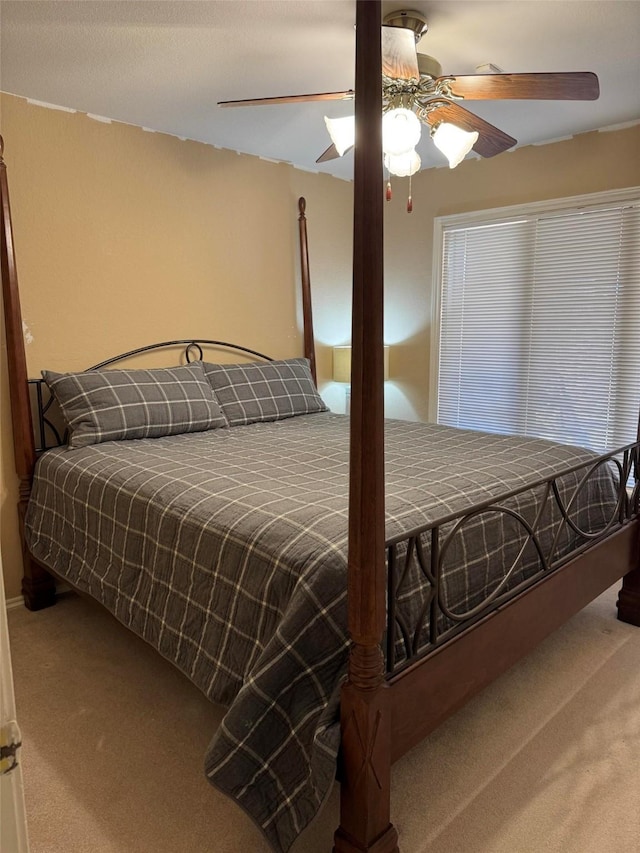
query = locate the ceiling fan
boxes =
[218,9,599,173]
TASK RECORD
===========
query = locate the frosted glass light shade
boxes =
[332,345,390,383]
[432,122,479,168]
[324,115,355,156]
[384,149,421,177]
[382,108,421,156]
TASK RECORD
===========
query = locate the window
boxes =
[431,189,640,454]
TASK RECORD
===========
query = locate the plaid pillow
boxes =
[203,358,328,426]
[43,361,227,449]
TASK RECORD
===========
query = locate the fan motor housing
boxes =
[383,9,428,42]
[417,54,443,79]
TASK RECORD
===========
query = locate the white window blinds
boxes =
[437,196,640,454]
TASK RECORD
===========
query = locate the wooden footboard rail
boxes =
[388,519,640,764]
[383,441,640,763]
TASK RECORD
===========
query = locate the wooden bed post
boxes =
[617,412,640,626]
[333,4,399,853]
[615,565,640,626]
[297,197,317,385]
[0,136,56,610]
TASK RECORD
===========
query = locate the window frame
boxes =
[429,186,640,425]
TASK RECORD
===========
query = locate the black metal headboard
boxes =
[29,338,273,453]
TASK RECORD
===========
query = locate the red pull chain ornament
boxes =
[385,173,414,211]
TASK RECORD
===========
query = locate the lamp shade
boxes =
[384,149,421,177]
[332,346,352,383]
[332,345,390,383]
[324,115,355,156]
[431,122,479,169]
[382,108,421,156]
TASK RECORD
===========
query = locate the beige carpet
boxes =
[8,584,640,853]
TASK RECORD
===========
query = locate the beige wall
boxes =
[0,93,353,598]
[2,91,639,600]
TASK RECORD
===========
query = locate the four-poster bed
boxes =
[2,5,639,852]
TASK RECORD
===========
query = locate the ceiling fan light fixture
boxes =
[384,148,421,177]
[382,107,421,156]
[323,115,355,157]
[431,122,479,168]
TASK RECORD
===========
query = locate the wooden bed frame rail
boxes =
[1,5,639,849]
[389,520,639,764]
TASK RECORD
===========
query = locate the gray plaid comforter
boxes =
[24,413,619,851]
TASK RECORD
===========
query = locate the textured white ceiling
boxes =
[1,1,639,179]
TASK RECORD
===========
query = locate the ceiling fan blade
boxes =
[316,143,355,163]
[218,90,355,108]
[382,26,419,81]
[423,101,517,158]
[316,143,340,163]
[440,72,599,101]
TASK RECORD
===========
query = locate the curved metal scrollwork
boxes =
[438,501,550,624]
[29,338,273,452]
[185,342,203,363]
[386,439,640,675]
[88,338,272,370]
[548,456,627,558]
[29,380,64,453]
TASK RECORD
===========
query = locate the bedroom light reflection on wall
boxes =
[332,345,389,414]
[314,309,420,419]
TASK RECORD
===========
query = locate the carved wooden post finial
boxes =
[297,196,317,385]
